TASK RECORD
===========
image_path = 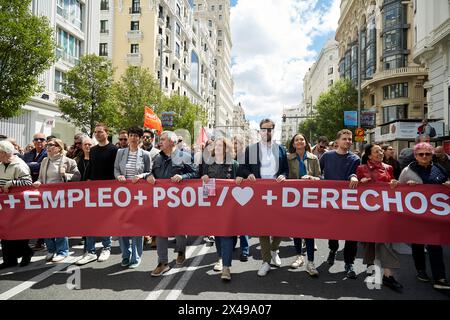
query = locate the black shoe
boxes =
[383,275,403,293]
[433,279,450,290]
[239,254,248,262]
[327,251,336,266]
[20,251,34,267]
[0,262,18,270]
[345,264,357,279]
[417,270,431,282]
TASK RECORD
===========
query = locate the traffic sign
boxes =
[355,136,365,142]
[355,128,365,137]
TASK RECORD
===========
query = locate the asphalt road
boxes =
[1,237,450,301]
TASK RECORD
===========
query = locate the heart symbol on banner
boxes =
[231,187,254,206]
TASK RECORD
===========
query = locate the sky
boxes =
[229,0,340,141]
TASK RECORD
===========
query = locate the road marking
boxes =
[165,242,212,300]
[0,256,78,300]
[145,237,204,300]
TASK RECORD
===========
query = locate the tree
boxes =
[298,118,319,144]
[157,94,207,140]
[306,79,358,141]
[0,0,56,118]
[113,66,162,130]
[58,54,118,137]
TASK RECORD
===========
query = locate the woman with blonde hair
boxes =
[33,138,81,263]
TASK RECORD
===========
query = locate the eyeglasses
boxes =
[417,152,432,157]
[318,145,326,149]
[33,138,46,142]
[143,136,152,140]
[119,138,128,141]
[46,144,56,148]
[260,128,274,133]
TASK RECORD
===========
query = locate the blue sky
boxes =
[230,0,340,139]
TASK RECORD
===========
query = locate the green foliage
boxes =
[113,66,162,130]
[0,0,56,118]
[58,54,117,137]
[156,94,207,140]
[303,79,358,141]
[298,118,319,144]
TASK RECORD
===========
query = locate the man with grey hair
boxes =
[146,131,199,277]
[0,140,34,269]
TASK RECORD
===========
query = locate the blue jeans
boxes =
[119,237,143,264]
[294,238,315,262]
[233,235,250,256]
[85,237,112,254]
[45,237,69,256]
[216,236,234,267]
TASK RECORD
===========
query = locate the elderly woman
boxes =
[201,137,239,281]
[399,142,450,290]
[114,127,152,269]
[357,143,402,293]
[33,138,80,263]
[287,133,321,277]
[0,141,34,269]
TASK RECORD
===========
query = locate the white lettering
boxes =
[321,189,340,209]
[23,191,41,209]
[302,188,319,208]
[153,187,166,208]
[197,187,211,207]
[167,187,180,208]
[382,191,404,212]
[84,188,97,207]
[113,187,132,207]
[360,190,381,212]
[181,187,196,207]
[42,190,65,209]
[282,188,300,208]
[67,189,84,208]
[98,188,113,207]
[342,189,359,210]
[430,194,450,216]
[404,192,427,214]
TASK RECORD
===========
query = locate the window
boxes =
[54,70,66,93]
[218,40,222,46]
[219,5,222,10]
[99,43,108,56]
[165,56,169,67]
[328,80,333,87]
[219,15,222,20]
[57,28,82,64]
[383,54,407,70]
[165,77,168,89]
[131,0,140,13]
[218,30,222,37]
[131,21,139,31]
[158,5,163,19]
[198,4,202,10]
[366,18,376,78]
[176,4,181,17]
[176,23,181,36]
[211,5,215,11]
[383,105,408,123]
[100,0,109,11]
[57,0,83,30]
[208,20,212,27]
[328,67,333,75]
[176,42,181,58]
[131,44,139,54]
[100,20,108,33]
[383,83,408,100]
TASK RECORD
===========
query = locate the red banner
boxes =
[0,180,449,245]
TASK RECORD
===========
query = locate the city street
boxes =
[1,237,449,301]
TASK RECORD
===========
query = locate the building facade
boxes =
[231,102,250,139]
[413,0,450,145]
[303,39,340,111]
[0,0,99,147]
[281,105,304,145]
[336,0,437,152]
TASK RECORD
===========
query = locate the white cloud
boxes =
[231,0,340,141]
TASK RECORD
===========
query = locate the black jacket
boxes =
[147,150,198,179]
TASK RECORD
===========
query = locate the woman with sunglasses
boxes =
[356,143,402,292]
[33,138,81,263]
[399,142,450,290]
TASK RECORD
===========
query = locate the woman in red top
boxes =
[356,143,403,293]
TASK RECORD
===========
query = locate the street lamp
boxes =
[159,36,172,90]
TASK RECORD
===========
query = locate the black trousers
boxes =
[412,244,446,281]
[1,239,32,265]
[328,240,358,264]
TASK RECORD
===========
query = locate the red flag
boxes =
[196,127,208,146]
[144,106,162,135]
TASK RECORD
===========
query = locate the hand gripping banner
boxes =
[0,180,449,245]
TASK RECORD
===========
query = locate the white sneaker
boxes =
[290,255,305,269]
[213,259,223,272]
[76,253,97,266]
[52,255,67,262]
[257,262,271,277]
[97,249,111,262]
[45,253,54,262]
[366,265,375,275]
[271,250,282,267]
[306,261,319,277]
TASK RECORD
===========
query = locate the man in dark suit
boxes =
[236,119,288,277]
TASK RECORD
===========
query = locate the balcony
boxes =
[127,53,142,65]
[129,7,141,15]
[127,30,143,41]
[55,48,79,66]
[362,67,428,90]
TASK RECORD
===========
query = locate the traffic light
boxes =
[282,114,286,123]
